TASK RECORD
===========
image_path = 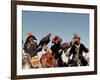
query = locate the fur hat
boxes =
[26,32,37,42]
[52,35,62,43]
[73,33,81,40]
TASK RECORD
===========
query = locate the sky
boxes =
[22,11,89,48]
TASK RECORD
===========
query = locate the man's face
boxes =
[29,37,34,43]
[74,38,80,45]
[55,39,60,44]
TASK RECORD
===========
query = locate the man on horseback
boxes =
[51,36,63,67]
[23,32,38,57]
[68,34,89,66]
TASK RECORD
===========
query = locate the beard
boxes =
[74,41,79,45]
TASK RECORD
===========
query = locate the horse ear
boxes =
[46,48,52,54]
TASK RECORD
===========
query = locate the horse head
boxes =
[40,52,58,68]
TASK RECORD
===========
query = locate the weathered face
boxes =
[74,38,80,45]
[52,36,62,44]
[28,37,34,43]
[55,39,60,44]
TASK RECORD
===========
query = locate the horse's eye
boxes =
[50,57,52,60]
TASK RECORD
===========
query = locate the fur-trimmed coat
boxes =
[23,41,38,57]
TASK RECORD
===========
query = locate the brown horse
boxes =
[40,52,58,68]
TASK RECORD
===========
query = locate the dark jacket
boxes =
[69,43,89,66]
[51,43,63,67]
[23,41,38,57]
[69,43,89,56]
[51,43,62,59]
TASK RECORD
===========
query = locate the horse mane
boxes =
[40,52,58,68]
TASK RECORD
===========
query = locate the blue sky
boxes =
[22,11,89,48]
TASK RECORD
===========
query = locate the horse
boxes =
[40,52,58,68]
